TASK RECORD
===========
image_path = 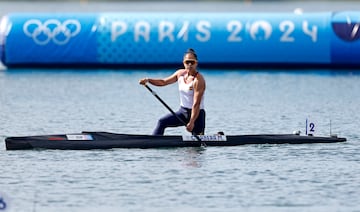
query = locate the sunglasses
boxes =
[183,60,197,65]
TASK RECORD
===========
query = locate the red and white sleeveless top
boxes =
[178,72,205,109]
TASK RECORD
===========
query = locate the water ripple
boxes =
[1,70,360,211]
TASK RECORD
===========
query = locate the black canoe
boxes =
[4,131,346,150]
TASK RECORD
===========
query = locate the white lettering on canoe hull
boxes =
[66,134,93,141]
[182,135,227,142]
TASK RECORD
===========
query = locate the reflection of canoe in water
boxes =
[4,131,346,150]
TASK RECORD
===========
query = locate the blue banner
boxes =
[1,12,360,67]
[4,13,97,64]
[330,11,360,65]
[96,12,331,64]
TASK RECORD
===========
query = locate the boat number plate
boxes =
[182,135,227,142]
[66,134,93,141]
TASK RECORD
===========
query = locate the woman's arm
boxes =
[186,73,206,133]
[139,70,181,86]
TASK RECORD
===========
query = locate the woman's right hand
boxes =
[139,78,148,85]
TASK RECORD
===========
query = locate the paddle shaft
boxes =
[144,84,186,125]
[144,84,202,142]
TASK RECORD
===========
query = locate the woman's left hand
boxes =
[186,122,194,132]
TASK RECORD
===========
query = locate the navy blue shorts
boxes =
[153,107,206,135]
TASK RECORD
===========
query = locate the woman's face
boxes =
[183,53,198,71]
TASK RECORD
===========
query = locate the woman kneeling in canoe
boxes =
[139,48,206,135]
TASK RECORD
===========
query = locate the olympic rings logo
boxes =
[23,19,81,45]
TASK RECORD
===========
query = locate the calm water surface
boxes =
[0,69,360,212]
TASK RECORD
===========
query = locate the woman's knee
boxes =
[157,117,168,127]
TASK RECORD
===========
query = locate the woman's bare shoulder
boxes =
[175,69,187,77]
[196,72,205,81]
[194,72,206,89]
